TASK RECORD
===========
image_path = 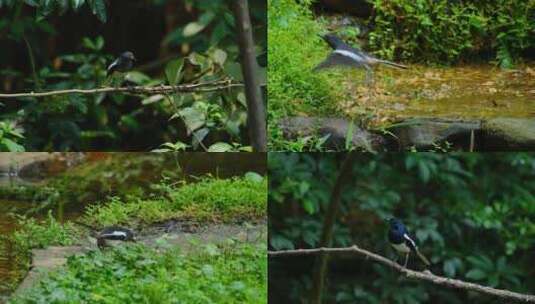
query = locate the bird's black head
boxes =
[387,218,403,230]
[121,51,136,62]
[321,34,344,49]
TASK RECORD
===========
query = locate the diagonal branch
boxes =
[0,80,242,99]
[269,245,535,303]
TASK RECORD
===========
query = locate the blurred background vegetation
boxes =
[268,0,535,150]
[269,153,535,303]
[0,0,266,152]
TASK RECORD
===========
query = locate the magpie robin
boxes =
[314,34,407,83]
[96,226,136,249]
[107,51,136,76]
[387,218,430,268]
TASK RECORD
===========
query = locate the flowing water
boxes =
[340,64,535,123]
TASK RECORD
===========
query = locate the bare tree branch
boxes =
[0,80,242,99]
[232,0,267,152]
[311,153,357,304]
[269,245,535,303]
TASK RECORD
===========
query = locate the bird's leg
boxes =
[403,253,409,268]
[364,65,374,87]
[363,65,375,100]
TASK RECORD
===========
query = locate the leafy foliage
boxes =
[368,0,535,66]
[0,121,25,152]
[8,211,79,252]
[10,239,266,303]
[269,153,535,303]
[0,0,107,22]
[0,0,266,151]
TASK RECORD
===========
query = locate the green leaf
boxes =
[207,142,234,152]
[70,0,85,10]
[89,0,106,23]
[183,12,215,37]
[23,0,39,6]
[165,58,184,85]
[179,107,205,134]
[270,235,294,250]
[465,269,486,280]
[0,138,25,152]
[211,49,227,66]
[125,71,151,85]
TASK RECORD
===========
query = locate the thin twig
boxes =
[269,246,535,303]
[0,80,242,99]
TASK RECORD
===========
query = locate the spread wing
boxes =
[313,51,368,71]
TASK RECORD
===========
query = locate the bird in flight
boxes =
[314,34,407,84]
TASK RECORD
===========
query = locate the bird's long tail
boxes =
[377,59,408,69]
[415,249,431,266]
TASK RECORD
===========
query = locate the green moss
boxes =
[82,176,267,227]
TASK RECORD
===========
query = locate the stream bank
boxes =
[280,116,535,151]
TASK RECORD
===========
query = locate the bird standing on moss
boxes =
[96,226,136,249]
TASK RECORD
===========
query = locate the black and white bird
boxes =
[74,221,136,249]
[96,226,136,249]
[314,34,407,83]
[387,218,430,268]
[106,51,136,76]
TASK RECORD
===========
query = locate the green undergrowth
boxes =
[9,239,267,304]
[268,0,348,150]
[82,175,267,228]
[0,154,179,213]
[369,0,535,67]
[2,174,267,296]
[0,212,81,292]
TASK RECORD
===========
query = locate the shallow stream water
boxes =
[340,64,535,123]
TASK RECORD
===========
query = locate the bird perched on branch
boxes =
[106,51,136,87]
[387,218,430,268]
[314,34,407,84]
[107,51,136,76]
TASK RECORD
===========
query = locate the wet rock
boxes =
[482,118,535,150]
[390,118,481,150]
[279,117,386,151]
[13,246,86,298]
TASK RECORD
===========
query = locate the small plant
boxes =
[0,121,25,152]
[9,211,79,251]
[10,240,267,303]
